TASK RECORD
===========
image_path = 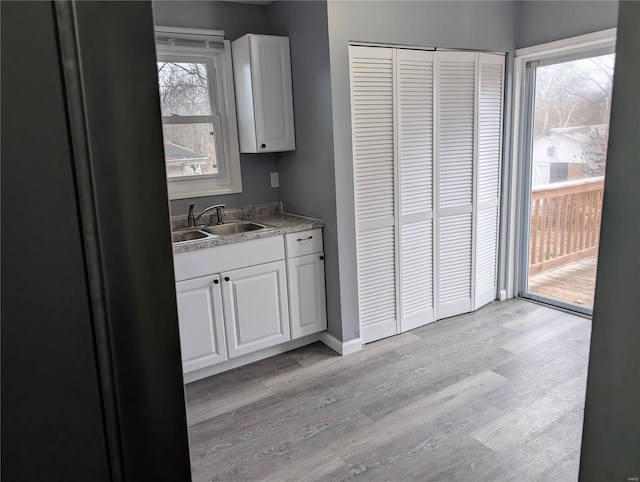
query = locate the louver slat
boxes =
[475,54,504,309]
[476,207,499,300]
[350,46,397,342]
[401,221,433,317]
[398,52,433,217]
[356,226,397,334]
[397,49,435,331]
[438,58,475,210]
[436,52,475,319]
[478,60,504,204]
[351,48,504,340]
[439,212,473,317]
[351,48,395,224]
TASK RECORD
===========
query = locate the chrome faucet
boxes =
[187,203,226,227]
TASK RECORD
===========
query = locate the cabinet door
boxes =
[222,261,290,358]
[176,275,227,373]
[250,34,295,152]
[287,253,327,339]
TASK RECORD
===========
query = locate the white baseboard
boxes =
[184,333,321,384]
[320,332,363,355]
[499,289,508,301]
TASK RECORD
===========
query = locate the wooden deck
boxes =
[529,256,598,309]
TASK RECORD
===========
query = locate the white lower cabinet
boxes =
[288,253,327,339]
[174,232,327,380]
[175,274,227,372]
[222,260,290,358]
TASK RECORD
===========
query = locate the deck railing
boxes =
[529,177,604,275]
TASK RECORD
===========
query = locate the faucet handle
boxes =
[214,205,225,225]
[187,203,196,227]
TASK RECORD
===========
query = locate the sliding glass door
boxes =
[520,52,615,314]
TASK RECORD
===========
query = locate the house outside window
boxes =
[156,27,242,199]
[547,145,555,157]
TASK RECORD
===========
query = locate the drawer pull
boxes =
[297,235,313,242]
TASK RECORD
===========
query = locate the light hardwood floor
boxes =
[185,299,591,482]
[528,256,598,309]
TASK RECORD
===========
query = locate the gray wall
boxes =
[152,0,280,212]
[326,1,518,341]
[516,1,618,49]
[579,2,640,478]
[153,0,269,40]
[267,1,342,338]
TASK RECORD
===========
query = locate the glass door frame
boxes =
[507,29,617,315]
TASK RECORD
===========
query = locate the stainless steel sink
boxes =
[172,222,271,244]
[172,229,209,243]
[198,222,267,236]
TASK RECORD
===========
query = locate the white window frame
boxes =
[156,32,242,199]
[505,28,617,300]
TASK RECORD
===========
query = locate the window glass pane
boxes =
[527,53,614,311]
[163,123,218,178]
[157,62,212,116]
[532,54,614,187]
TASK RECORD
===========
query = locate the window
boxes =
[156,27,242,199]
[549,161,569,183]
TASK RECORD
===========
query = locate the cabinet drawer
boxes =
[285,228,323,257]
[174,235,285,282]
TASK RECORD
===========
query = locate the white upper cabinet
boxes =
[232,34,296,153]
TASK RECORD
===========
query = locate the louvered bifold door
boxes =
[474,53,504,309]
[397,49,435,332]
[350,46,398,343]
[435,51,476,319]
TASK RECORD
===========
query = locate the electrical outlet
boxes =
[270,172,279,188]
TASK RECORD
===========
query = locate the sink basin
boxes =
[172,229,209,243]
[198,222,267,236]
[172,222,271,245]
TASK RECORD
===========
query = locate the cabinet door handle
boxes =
[297,235,313,242]
[224,277,230,282]
[261,143,266,149]
[213,279,219,284]
[319,255,324,260]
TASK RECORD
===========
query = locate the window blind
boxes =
[155,26,225,50]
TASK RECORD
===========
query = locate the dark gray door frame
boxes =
[2,1,191,480]
[54,1,192,479]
